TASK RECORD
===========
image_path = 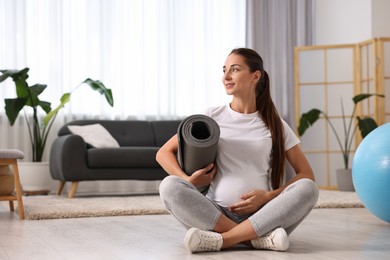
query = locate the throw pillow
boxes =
[67,124,120,148]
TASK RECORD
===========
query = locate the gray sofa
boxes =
[49,119,181,198]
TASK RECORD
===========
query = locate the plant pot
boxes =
[18,162,52,195]
[336,168,355,192]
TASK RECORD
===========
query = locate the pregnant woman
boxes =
[156,47,319,253]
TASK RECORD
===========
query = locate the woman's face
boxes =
[222,53,260,97]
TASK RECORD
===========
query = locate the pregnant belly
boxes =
[210,175,269,207]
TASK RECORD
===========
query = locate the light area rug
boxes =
[315,190,363,209]
[2,190,363,220]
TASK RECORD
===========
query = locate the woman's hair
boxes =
[229,48,285,189]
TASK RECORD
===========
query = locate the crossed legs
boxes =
[159,176,319,251]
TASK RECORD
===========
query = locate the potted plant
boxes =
[297,93,384,191]
[0,68,114,193]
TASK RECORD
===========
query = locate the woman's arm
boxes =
[155,135,188,179]
[156,134,217,187]
[278,144,315,188]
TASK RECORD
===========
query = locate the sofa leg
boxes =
[68,182,79,198]
[56,181,66,195]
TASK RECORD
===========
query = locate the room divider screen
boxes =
[294,38,390,189]
[377,38,390,122]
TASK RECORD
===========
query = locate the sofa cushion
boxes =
[67,124,120,148]
[87,147,160,168]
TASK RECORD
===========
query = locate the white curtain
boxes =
[0,0,246,161]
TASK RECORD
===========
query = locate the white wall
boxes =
[315,0,372,45]
[372,0,390,37]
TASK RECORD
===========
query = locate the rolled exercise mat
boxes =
[177,114,220,175]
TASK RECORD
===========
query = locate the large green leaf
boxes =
[24,91,40,108]
[14,79,29,98]
[25,84,50,110]
[0,68,30,98]
[353,93,385,104]
[297,108,322,136]
[0,68,29,83]
[4,98,28,125]
[39,100,52,114]
[83,78,114,106]
[0,71,13,82]
[357,116,378,138]
[30,83,47,96]
[42,93,71,126]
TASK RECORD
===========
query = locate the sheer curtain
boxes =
[0,0,246,162]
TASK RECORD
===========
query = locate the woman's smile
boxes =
[225,82,235,89]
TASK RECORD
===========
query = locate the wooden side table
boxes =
[0,149,25,220]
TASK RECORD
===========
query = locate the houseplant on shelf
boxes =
[0,67,114,193]
[297,93,384,191]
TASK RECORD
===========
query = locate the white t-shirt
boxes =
[203,104,300,207]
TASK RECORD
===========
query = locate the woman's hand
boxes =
[228,189,274,215]
[187,163,217,187]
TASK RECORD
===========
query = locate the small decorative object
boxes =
[0,68,114,162]
[0,165,14,196]
[297,93,384,191]
[352,122,390,223]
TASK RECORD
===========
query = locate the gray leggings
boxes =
[159,176,319,237]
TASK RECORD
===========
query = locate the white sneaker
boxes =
[251,227,289,251]
[184,228,223,253]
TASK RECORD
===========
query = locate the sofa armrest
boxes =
[49,134,89,181]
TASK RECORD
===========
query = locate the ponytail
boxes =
[256,71,285,189]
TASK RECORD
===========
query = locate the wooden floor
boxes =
[0,204,390,260]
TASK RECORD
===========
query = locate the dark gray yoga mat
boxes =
[177,114,220,176]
